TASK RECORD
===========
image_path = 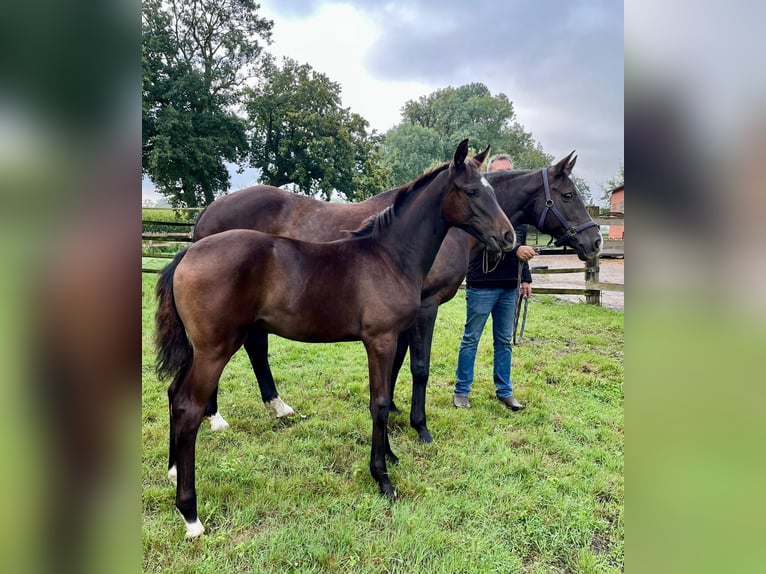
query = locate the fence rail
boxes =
[142,210,624,304]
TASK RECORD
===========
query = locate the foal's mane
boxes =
[349,157,480,238]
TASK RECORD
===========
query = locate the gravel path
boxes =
[530,254,624,310]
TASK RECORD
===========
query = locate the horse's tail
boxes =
[155,248,192,382]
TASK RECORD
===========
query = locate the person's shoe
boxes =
[497,395,525,411]
[453,394,471,409]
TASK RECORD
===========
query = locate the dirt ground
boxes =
[530,253,624,310]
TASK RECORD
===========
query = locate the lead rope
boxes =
[482,248,504,274]
[512,260,529,345]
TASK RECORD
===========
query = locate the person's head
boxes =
[487,153,513,172]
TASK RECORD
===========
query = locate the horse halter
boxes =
[537,168,599,247]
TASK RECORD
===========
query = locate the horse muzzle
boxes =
[484,229,516,253]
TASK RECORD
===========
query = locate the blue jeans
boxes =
[455,287,518,399]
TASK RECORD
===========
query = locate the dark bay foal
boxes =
[154,140,514,536]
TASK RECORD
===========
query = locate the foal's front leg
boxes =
[364,333,398,497]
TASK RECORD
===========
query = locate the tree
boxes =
[571,175,593,205]
[382,83,553,183]
[246,58,390,201]
[142,0,273,207]
[380,124,445,186]
[600,160,624,204]
[401,83,514,155]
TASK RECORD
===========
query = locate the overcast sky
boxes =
[144,0,623,202]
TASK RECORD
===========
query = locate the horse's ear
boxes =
[453,139,469,167]
[474,144,491,168]
[554,151,577,176]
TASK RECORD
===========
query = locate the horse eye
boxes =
[466,189,477,197]
[562,192,574,200]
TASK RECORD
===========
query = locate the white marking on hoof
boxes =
[184,518,205,538]
[168,465,177,485]
[265,397,295,418]
[208,411,230,431]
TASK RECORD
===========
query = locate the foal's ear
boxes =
[554,151,577,176]
[473,144,491,168]
[452,139,470,167]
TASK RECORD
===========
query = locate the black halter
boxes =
[537,168,599,247]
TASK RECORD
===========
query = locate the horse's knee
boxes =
[411,359,429,385]
[369,398,391,420]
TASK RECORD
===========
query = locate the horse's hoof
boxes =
[265,397,295,418]
[184,518,205,538]
[417,429,433,444]
[380,484,398,499]
[208,412,230,431]
[168,465,177,485]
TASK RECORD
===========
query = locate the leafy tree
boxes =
[600,160,624,203]
[142,0,273,207]
[246,58,390,201]
[383,83,553,182]
[571,175,593,205]
[380,124,445,186]
[498,123,554,169]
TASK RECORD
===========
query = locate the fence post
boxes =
[586,205,600,219]
[585,255,600,305]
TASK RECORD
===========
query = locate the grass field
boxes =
[142,273,623,573]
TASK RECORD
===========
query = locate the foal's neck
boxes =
[375,171,452,281]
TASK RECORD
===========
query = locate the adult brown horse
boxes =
[155,140,514,537]
[193,152,601,444]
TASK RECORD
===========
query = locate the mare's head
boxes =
[535,152,602,260]
[442,139,515,252]
[490,153,602,261]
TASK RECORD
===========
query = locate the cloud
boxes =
[259,0,624,191]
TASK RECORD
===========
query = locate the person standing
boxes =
[453,153,537,410]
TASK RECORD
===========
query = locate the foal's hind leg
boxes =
[171,353,231,537]
[244,328,295,418]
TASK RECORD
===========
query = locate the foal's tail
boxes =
[155,248,192,382]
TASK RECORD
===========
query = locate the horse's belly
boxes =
[257,308,361,344]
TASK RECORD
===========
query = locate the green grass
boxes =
[142,273,623,573]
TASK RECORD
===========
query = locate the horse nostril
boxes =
[595,237,602,249]
[504,231,515,245]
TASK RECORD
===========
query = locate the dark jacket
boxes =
[466,224,533,289]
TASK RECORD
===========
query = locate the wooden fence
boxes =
[142,208,624,306]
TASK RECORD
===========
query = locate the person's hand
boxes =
[516,245,537,262]
[521,282,532,299]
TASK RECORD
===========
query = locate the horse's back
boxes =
[193,185,399,242]
[174,229,371,343]
[193,186,301,240]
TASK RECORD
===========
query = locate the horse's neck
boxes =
[491,170,539,228]
[375,175,451,280]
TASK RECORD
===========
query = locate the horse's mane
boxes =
[349,157,480,238]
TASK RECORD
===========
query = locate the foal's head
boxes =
[442,139,515,252]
